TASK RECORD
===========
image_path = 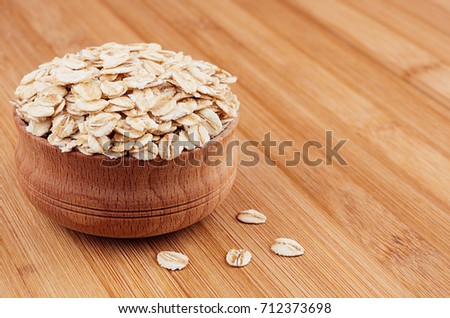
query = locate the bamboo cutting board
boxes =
[0,0,449,297]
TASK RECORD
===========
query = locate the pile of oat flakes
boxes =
[12,42,239,160]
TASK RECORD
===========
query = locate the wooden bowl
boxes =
[14,113,239,238]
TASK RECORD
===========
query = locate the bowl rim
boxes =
[13,111,238,162]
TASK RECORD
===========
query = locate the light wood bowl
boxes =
[14,113,238,238]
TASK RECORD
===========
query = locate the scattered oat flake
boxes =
[236,209,267,224]
[271,238,305,257]
[226,249,252,267]
[157,251,189,270]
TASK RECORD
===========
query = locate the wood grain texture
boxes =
[0,0,449,297]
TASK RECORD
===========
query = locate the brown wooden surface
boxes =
[0,0,449,297]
